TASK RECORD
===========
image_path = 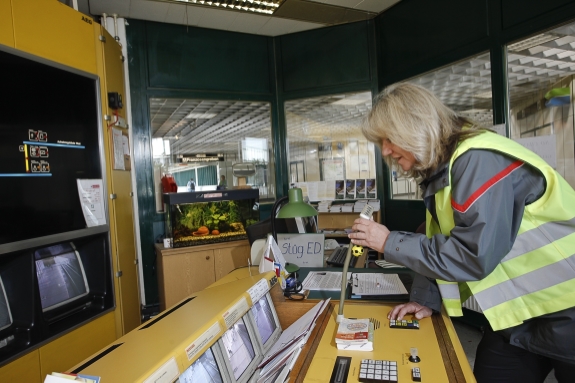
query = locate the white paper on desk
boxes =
[257,338,304,382]
[301,271,352,291]
[351,273,408,295]
[259,298,330,368]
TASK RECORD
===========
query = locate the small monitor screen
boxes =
[34,242,89,311]
[221,317,256,381]
[251,295,277,345]
[0,276,12,331]
[178,348,224,383]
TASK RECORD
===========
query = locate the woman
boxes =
[349,83,575,382]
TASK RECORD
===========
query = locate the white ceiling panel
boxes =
[165,3,189,25]
[307,0,399,13]
[228,13,273,35]
[87,0,131,16]
[184,4,209,25]
[196,7,238,30]
[258,16,322,36]
[129,0,169,22]
[354,0,400,13]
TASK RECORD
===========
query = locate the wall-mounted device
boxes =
[107,92,123,109]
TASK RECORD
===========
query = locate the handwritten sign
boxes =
[276,233,325,267]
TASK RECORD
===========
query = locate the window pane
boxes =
[507,22,575,188]
[398,51,493,200]
[285,92,377,202]
[149,98,276,212]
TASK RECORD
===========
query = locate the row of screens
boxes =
[0,241,90,334]
[178,292,282,383]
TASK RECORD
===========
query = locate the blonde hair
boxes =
[362,82,485,178]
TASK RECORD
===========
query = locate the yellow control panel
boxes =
[305,302,466,382]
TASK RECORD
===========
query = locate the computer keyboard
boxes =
[326,246,357,267]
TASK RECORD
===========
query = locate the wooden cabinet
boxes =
[317,211,381,230]
[156,241,250,311]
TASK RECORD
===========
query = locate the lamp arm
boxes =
[270,196,288,243]
[337,245,354,323]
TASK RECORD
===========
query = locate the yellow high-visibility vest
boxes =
[427,131,575,331]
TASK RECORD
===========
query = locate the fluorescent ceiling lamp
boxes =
[169,0,282,14]
[331,92,372,106]
[186,112,218,119]
[475,90,492,99]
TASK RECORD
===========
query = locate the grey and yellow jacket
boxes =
[384,130,575,364]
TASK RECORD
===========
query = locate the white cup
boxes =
[163,238,172,248]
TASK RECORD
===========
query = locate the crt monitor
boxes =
[0,275,14,350]
[0,276,12,333]
[0,274,14,351]
[217,316,262,383]
[0,277,12,331]
[247,293,282,355]
[0,47,102,252]
[177,347,225,383]
[34,242,89,313]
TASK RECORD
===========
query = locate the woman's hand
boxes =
[387,302,433,320]
[348,218,390,253]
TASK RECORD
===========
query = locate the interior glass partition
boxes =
[149,99,276,212]
[285,91,377,203]
[506,21,575,188]
[396,52,494,200]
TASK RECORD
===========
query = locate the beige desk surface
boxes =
[215,268,476,383]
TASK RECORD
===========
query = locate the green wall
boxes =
[126,21,276,305]
[127,0,575,306]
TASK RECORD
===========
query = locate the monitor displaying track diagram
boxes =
[34,242,89,313]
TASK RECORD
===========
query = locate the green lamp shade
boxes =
[276,188,318,218]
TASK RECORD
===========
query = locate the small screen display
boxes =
[178,348,223,383]
[0,277,12,331]
[221,317,255,380]
[251,295,277,345]
[35,243,89,311]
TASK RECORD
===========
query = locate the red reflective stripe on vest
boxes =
[451,160,524,213]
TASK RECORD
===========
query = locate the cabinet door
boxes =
[0,0,14,47]
[162,249,216,309]
[214,244,249,280]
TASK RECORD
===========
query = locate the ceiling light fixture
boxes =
[171,0,283,14]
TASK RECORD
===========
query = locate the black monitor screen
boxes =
[251,295,277,345]
[0,48,101,248]
[221,317,255,381]
[178,348,223,383]
[0,276,12,331]
[34,242,89,311]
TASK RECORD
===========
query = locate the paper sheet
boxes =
[351,273,408,296]
[301,271,352,291]
[76,179,106,227]
[259,299,330,368]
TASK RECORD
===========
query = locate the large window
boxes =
[397,52,493,200]
[150,99,276,211]
[507,21,575,188]
[285,91,377,202]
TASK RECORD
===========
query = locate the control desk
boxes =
[68,267,475,382]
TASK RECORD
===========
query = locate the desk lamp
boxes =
[337,204,374,323]
[270,187,318,243]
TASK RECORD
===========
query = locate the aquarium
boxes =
[163,189,260,248]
